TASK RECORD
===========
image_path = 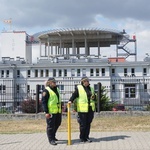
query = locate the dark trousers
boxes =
[78,107,94,140]
[46,113,62,142]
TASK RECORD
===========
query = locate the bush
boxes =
[21,98,43,113]
[0,108,8,114]
[0,106,13,114]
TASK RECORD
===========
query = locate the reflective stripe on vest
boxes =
[46,87,61,114]
[76,85,95,112]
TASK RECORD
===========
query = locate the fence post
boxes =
[36,84,40,114]
[97,82,102,113]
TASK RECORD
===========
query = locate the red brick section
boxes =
[108,57,126,62]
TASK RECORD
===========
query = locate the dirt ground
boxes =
[1,116,150,134]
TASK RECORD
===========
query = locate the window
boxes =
[94,83,102,93]
[35,70,38,77]
[27,85,30,93]
[57,85,64,91]
[27,70,31,77]
[46,69,49,77]
[6,70,9,77]
[112,68,115,76]
[53,69,56,77]
[101,68,105,76]
[96,68,99,76]
[144,84,147,92]
[1,70,4,78]
[124,68,127,76]
[40,70,44,77]
[94,84,98,92]
[77,69,80,77]
[82,68,86,77]
[3,85,6,94]
[131,68,135,76]
[17,70,20,78]
[112,84,115,92]
[39,85,45,93]
[58,69,62,77]
[16,85,20,94]
[143,68,147,76]
[64,69,67,77]
[0,85,6,94]
[42,85,45,90]
[71,69,75,77]
[90,69,94,76]
[125,84,136,98]
[0,85,1,93]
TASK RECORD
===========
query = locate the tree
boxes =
[97,86,114,111]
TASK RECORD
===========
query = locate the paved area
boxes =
[0,132,150,150]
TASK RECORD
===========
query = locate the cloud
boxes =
[1,0,150,30]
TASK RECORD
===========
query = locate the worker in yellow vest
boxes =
[68,76,96,143]
[42,77,62,146]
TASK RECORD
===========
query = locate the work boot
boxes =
[50,140,57,146]
[85,138,92,143]
[54,137,58,141]
[80,139,86,143]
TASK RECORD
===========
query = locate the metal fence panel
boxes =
[0,78,150,113]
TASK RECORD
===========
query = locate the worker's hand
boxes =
[45,113,52,119]
[91,94,96,100]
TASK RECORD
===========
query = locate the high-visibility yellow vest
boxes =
[76,85,95,112]
[46,87,61,114]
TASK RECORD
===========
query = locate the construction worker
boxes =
[42,77,62,146]
[68,76,96,143]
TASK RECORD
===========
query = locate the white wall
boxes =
[0,31,32,63]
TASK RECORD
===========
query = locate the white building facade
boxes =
[0,28,150,110]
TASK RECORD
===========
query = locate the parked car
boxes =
[130,106,146,111]
[112,104,125,111]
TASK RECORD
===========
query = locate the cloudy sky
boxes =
[0,0,150,62]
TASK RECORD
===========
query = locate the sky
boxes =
[0,0,150,62]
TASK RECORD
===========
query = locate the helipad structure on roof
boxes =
[37,28,135,59]
[38,28,124,45]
